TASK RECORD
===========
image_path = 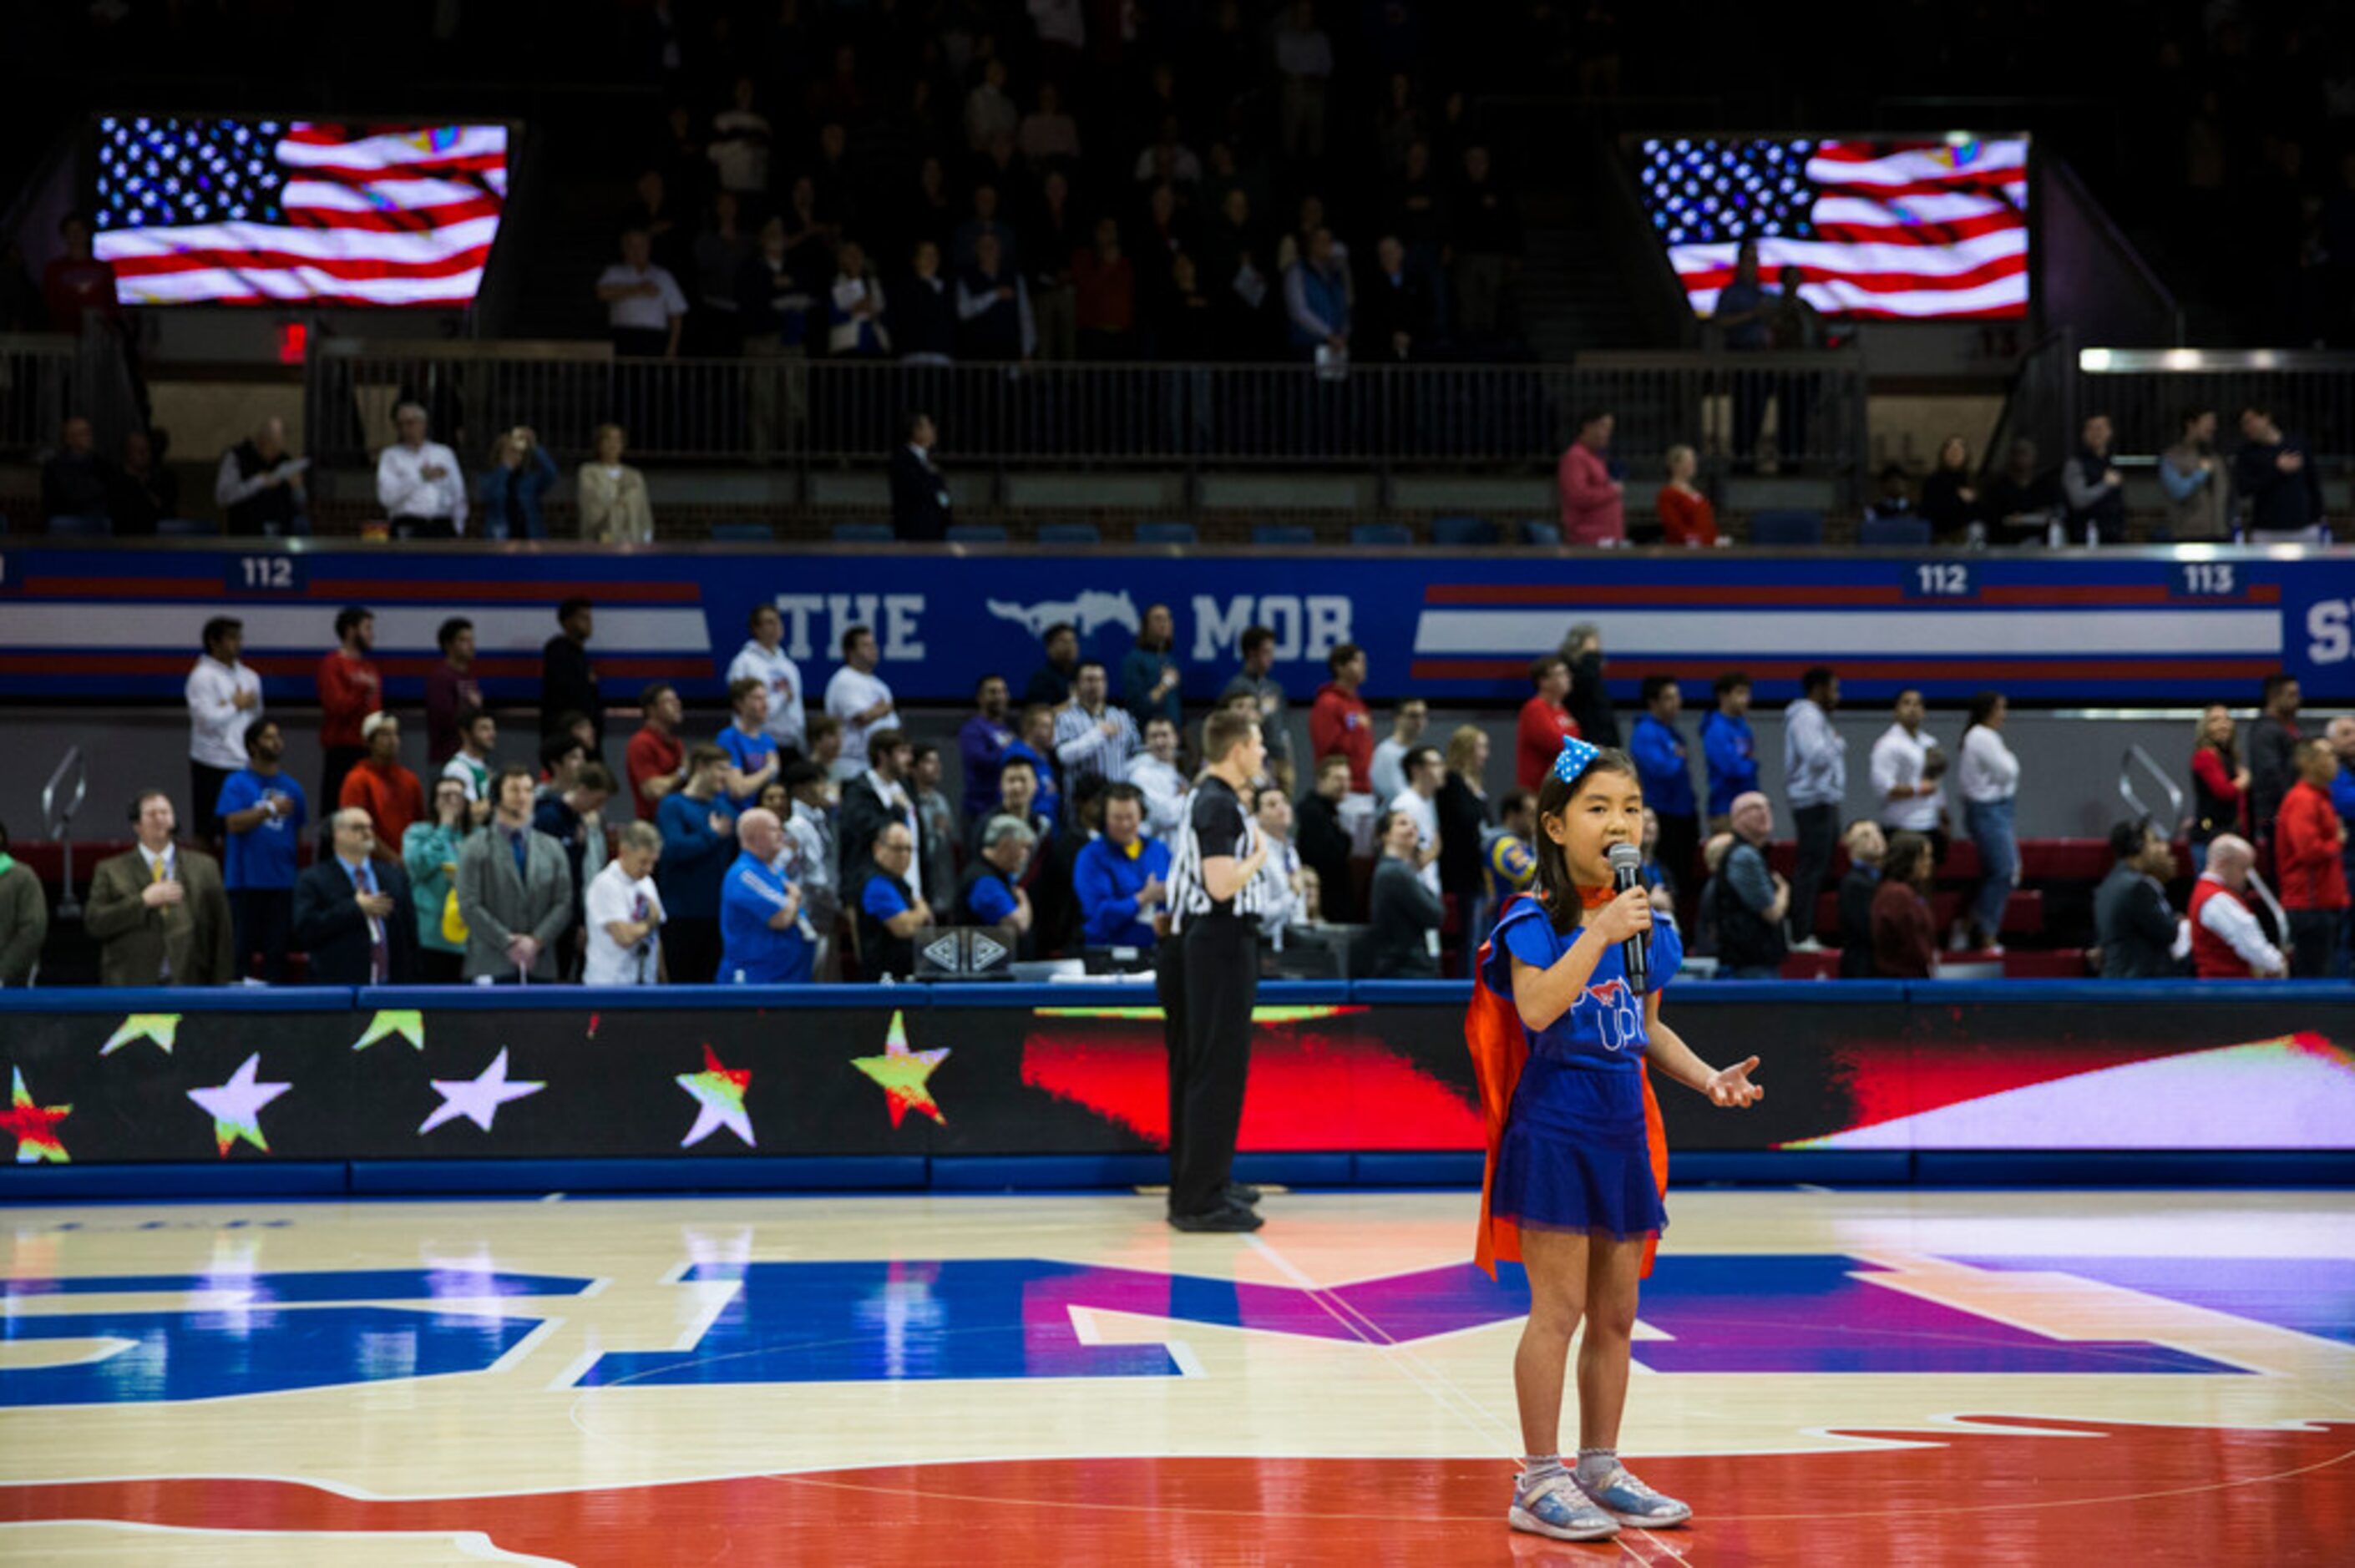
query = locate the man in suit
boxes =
[454,765,575,982]
[1836,820,1885,979]
[2096,818,2187,979]
[889,411,950,541]
[838,728,934,903]
[292,807,418,985]
[83,790,235,986]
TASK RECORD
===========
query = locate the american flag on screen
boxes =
[91,117,509,307]
[1637,136,2029,321]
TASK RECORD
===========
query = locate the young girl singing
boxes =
[1468,736,1764,1541]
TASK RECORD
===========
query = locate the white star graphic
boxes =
[417,1047,546,1136]
[185,1052,291,1156]
[678,1075,755,1148]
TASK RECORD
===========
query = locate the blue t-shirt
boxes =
[215,769,307,890]
[1073,834,1172,947]
[716,725,780,811]
[1701,711,1759,818]
[965,870,1019,924]
[1481,898,1684,1069]
[718,850,812,984]
[861,873,911,923]
[1629,715,1698,817]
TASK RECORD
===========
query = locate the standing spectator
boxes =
[438,707,497,818]
[375,403,468,539]
[1054,661,1142,792]
[84,791,233,987]
[2160,408,2229,540]
[717,677,783,811]
[1921,436,1982,544]
[1557,623,1619,748]
[1436,726,1492,929]
[1475,789,1539,943]
[292,808,416,987]
[476,426,558,542]
[706,78,772,204]
[657,746,737,984]
[910,744,960,912]
[2095,820,2186,979]
[1370,697,1430,806]
[2189,835,2289,979]
[2250,675,2304,855]
[1009,706,1062,827]
[625,682,686,822]
[691,190,751,352]
[1026,169,1083,360]
[0,819,49,986]
[727,604,808,763]
[39,416,109,531]
[539,597,605,751]
[1122,604,1184,731]
[1714,792,1791,979]
[215,417,309,538]
[1017,80,1081,166]
[1221,626,1294,790]
[1274,2,1335,158]
[1360,235,1434,361]
[1984,438,2062,544]
[1071,218,1137,358]
[2234,404,2327,542]
[779,761,842,979]
[959,816,1037,956]
[1700,670,1756,832]
[823,624,897,781]
[2332,718,2355,949]
[970,753,1056,865]
[2062,413,2127,546]
[828,240,894,358]
[43,212,119,332]
[423,618,480,768]
[340,713,425,850]
[1026,623,1081,707]
[1250,787,1309,936]
[403,777,473,984]
[737,218,813,462]
[106,429,177,535]
[216,717,306,984]
[1365,808,1443,977]
[1630,676,1699,898]
[889,410,950,541]
[1309,643,1375,794]
[965,58,1019,151]
[856,822,932,980]
[2276,739,2350,976]
[1387,744,1445,896]
[1713,240,1773,467]
[538,730,589,804]
[1869,832,1938,979]
[1294,753,1357,923]
[1075,785,1172,948]
[2190,703,2249,873]
[1556,408,1625,546]
[840,729,930,903]
[1128,716,1192,839]
[959,675,1018,824]
[1283,227,1350,362]
[1837,821,1886,979]
[597,228,689,359]
[1451,145,1523,338]
[1655,445,1717,547]
[719,808,811,984]
[185,616,261,847]
[1933,686,2007,940]
[455,766,575,983]
[585,822,666,986]
[1783,666,1847,951]
[1864,466,1917,525]
[1870,689,1949,863]
[1516,656,1580,792]
[894,241,956,364]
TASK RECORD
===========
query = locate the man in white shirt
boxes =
[596,227,690,359]
[822,623,895,781]
[585,821,667,985]
[375,402,468,538]
[2188,834,2289,979]
[1369,698,1428,805]
[1053,660,1141,789]
[1782,665,1847,951]
[1249,783,1307,936]
[1127,715,1191,838]
[185,615,262,845]
[440,706,498,825]
[1387,743,1444,895]
[1869,688,1948,857]
[726,603,808,757]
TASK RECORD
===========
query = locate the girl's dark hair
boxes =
[1529,747,1640,933]
[1884,831,1933,888]
[1960,689,2003,740]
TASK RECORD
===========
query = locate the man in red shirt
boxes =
[1307,642,1373,794]
[317,605,380,819]
[2187,835,2288,979]
[1515,655,1580,791]
[626,680,687,821]
[340,712,426,849]
[2275,739,2350,976]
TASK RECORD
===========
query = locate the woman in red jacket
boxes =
[2274,739,2350,976]
[1654,444,1718,548]
[1869,831,1938,978]
[2188,703,2247,874]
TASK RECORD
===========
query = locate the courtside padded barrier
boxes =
[1,982,2349,1197]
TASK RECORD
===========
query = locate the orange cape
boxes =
[1466,892,1669,1280]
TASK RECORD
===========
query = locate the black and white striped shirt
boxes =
[1167,775,1275,930]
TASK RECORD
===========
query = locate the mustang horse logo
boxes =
[985,590,1142,640]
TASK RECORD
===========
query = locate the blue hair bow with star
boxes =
[1552,734,1602,784]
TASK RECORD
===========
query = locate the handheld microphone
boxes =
[1606,842,1649,994]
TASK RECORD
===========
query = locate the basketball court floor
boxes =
[3,1186,2351,1565]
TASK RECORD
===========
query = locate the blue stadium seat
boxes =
[154,517,217,537]
[1350,523,1415,547]
[1748,509,1825,547]
[1858,516,1932,548]
[708,521,776,542]
[1520,519,1562,546]
[1135,521,1197,545]
[1251,523,1316,545]
[1430,515,1498,546]
[946,524,1010,544]
[831,521,896,544]
[45,513,111,538]
[1035,522,1103,544]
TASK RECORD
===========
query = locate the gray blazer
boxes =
[454,823,575,980]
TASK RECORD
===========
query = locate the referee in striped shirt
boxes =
[1157,706,1274,1232]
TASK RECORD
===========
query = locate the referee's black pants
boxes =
[1157,915,1259,1218]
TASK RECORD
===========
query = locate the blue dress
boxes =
[1484,900,1684,1242]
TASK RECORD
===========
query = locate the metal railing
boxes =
[0,326,144,463]
[303,342,1871,482]
[2074,349,2355,466]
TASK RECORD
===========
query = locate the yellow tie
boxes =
[152,856,166,883]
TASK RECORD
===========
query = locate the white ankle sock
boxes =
[1575,1449,1618,1486]
[1519,1454,1566,1491]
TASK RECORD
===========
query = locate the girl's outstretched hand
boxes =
[1705,1055,1764,1108]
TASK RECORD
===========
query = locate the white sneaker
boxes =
[1509,1473,1619,1540]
